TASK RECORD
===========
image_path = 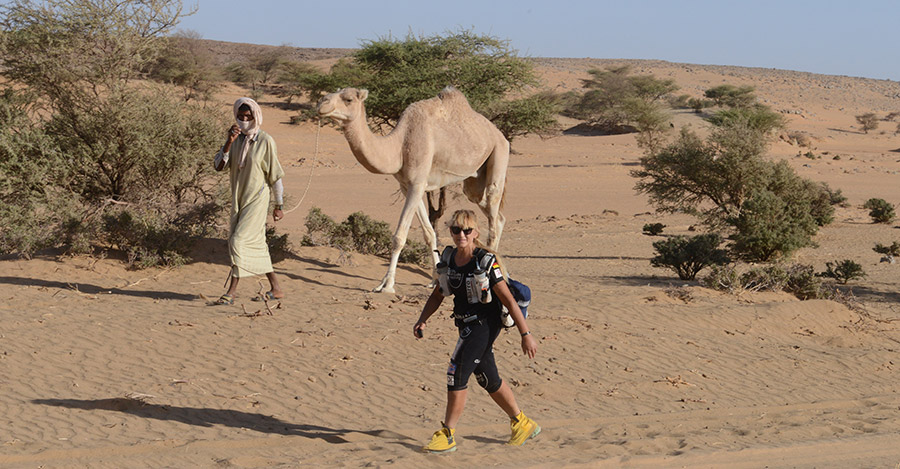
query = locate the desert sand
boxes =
[1,52,900,468]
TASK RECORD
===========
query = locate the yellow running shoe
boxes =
[423,422,457,453]
[508,411,541,446]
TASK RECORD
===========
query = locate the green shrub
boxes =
[650,233,729,280]
[303,207,428,264]
[266,226,293,263]
[863,198,895,223]
[642,223,666,236]
[873,241,900,258]
[633,127,833,262]
[817,260,866,284]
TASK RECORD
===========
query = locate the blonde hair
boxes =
[448,209,508,278]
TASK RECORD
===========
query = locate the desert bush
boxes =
[669,94,692,108]
[633,124,834,262]
[873,241,900,258]
[642,223,666,236]
[817,260,866,284]
[688,97,713,113]
[701,264,741,292]
[704,85,757,108]
[144,29,219,102]
[855,113,879,133]
[885,111,900,122]
[821,183,848,207]
[565,65,678,134]
[706,105,786,137]
[863,198,895,223]
[702,263,826,300]
[0,1,224,263]
[650,233,729,280]
[266,226,293,263]
[302,207,428,265]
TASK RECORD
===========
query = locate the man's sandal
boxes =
[214,294,234,305]
[251,291,282,302]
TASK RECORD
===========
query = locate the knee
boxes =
[475,372,502,393]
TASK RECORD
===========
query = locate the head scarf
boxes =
[233,97,263,169]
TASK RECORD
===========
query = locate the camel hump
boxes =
[437,86,470,107]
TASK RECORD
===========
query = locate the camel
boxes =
[317,86,509,293]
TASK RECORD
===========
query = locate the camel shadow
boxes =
[31,398,418,449]
[0,276,197,301]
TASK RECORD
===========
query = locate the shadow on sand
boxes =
[32,398,419,449]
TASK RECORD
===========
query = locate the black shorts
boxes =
[447,317,502,393]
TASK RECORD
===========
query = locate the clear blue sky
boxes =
[178,0,899,81]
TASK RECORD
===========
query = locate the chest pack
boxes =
[437,247,531,328]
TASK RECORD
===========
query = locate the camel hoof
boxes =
[373,284,395,294]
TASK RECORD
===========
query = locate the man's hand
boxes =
[273,208,284,222]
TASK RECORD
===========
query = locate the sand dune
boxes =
[1,53,899,468]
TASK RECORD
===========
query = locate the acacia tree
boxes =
[0,0,224,263]
[280,29,558,141]
[565,65,678,135]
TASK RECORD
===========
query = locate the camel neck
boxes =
[343,113,403,175]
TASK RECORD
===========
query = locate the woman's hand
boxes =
[413,321,426,339]
[521,333,537,359]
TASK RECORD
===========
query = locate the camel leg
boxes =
[413,197,440,287]
[375,184,426,293]
[464,156,507,250]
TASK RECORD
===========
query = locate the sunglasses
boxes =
[450,226,473,235]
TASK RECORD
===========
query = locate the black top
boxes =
[447,247,505,318]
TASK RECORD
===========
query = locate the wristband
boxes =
[521,331,531,337]
[274,204,284,210]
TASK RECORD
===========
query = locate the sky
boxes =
[177,0,899,81]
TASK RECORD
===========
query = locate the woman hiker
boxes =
[213,97,285,305]
[413,209,541,453]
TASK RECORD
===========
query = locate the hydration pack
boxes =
[438,246,531,328]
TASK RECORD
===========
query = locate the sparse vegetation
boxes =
[873,241,900,262]
[702,263,830,301]
[863,198,895,224]
[817,260,866,284]
[301,207,428,265]
[855,112,879,134]
[642,223,666,236]
[650,233,730,280]
[0,0,224,265]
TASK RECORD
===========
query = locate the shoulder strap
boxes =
[476,248,496,271]
[440,246,455,265]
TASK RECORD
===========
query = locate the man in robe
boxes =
[212,98,285,304]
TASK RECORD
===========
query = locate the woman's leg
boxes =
[488,381,521,418]
[444,389,468,429]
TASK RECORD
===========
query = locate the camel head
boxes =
[316,88,369,123]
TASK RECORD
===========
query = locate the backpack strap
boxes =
[475,248,496,272]
[440,246,455,266]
